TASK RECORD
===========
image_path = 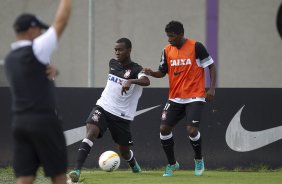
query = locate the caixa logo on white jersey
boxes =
[170,58,191,66]
[108,74,125,85]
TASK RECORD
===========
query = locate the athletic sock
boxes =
[126,150,137,167]
[75,138,93,170]
[189,131,202,160]
[160,133,176,165]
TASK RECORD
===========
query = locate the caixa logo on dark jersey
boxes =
[108,74,125,85]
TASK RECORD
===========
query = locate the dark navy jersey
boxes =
[96,59,147,120]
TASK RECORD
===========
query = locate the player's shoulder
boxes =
[130,61,142,67]
[109,58,119,67]
[194,41,207,52]
[130,61,143,70]
[164,43,172,50]
[109,58,117,64]
[188,37,206,49]
[163,44,175,55]
[195,41,204,47]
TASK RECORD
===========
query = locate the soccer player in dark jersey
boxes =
[4,1,71,184]
[69,38,150,183]
[144,21,216,177]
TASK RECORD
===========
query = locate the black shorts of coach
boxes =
[12,112,67,177]
[161,100,204,127]
[86,105,133,146]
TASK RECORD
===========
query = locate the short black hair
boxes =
[165,21,184,34]
[116,38,132,49]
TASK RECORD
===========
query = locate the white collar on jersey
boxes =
[11,40,32,50]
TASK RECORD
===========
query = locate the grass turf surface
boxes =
[74,169,282,184]
[1,168,282,184]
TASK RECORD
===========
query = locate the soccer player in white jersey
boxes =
[69,38,150,183]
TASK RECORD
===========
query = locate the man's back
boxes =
[5,45,56,113]
[4,1,72,183]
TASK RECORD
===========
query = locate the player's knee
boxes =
[187,126,198,137]
[86,124,100,141]
[51,174,67,184]
[160,124,172,135]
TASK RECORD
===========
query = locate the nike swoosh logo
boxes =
[173,70,184,76]
[225,105,282,152]
[64,105,160,146]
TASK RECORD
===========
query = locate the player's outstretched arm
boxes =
[121,76,150,95]
[143,68,166,78]
[130,76,150,87]
[52,0,72,39]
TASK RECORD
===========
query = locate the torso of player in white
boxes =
[96,59,146,121]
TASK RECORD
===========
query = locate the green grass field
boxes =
[1,168,282,184]
[77,169,282,184]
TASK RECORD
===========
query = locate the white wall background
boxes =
[0,0,281,87]
[0,0,90,87]
[218,0,282,87]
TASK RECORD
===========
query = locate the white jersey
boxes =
[96,59,147,120]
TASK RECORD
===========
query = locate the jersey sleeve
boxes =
[134,64,147,79]
[109,58,118,73]
[195,42,214,68]
[137,69,147,79]
[158,48,168,74]
[32,27,58,65]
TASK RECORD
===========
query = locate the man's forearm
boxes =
[150,70,166,78]
[130,77,150,86]
[209,64,216,89]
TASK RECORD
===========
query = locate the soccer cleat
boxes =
[194,158,205,176]
[69,169,81,182]
[163,162,180,176]
[131,162,142,173]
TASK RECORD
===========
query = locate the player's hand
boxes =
[205,88,215,102]
[121,80,132,95]
[143,68,153,76]
[46,65,59,81]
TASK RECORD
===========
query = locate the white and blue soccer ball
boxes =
[98,151,120,172]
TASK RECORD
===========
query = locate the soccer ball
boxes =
[98,151,120,172]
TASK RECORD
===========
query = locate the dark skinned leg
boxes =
[75,123,100,170]
[118,145,136,167]
[187,125,202,159]
[160,124,176,165]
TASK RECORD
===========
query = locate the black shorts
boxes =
[161,100,204,127]
[12,112,67,177]
[86,106,133,146]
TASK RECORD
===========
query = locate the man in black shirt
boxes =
[4,1,71,184]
